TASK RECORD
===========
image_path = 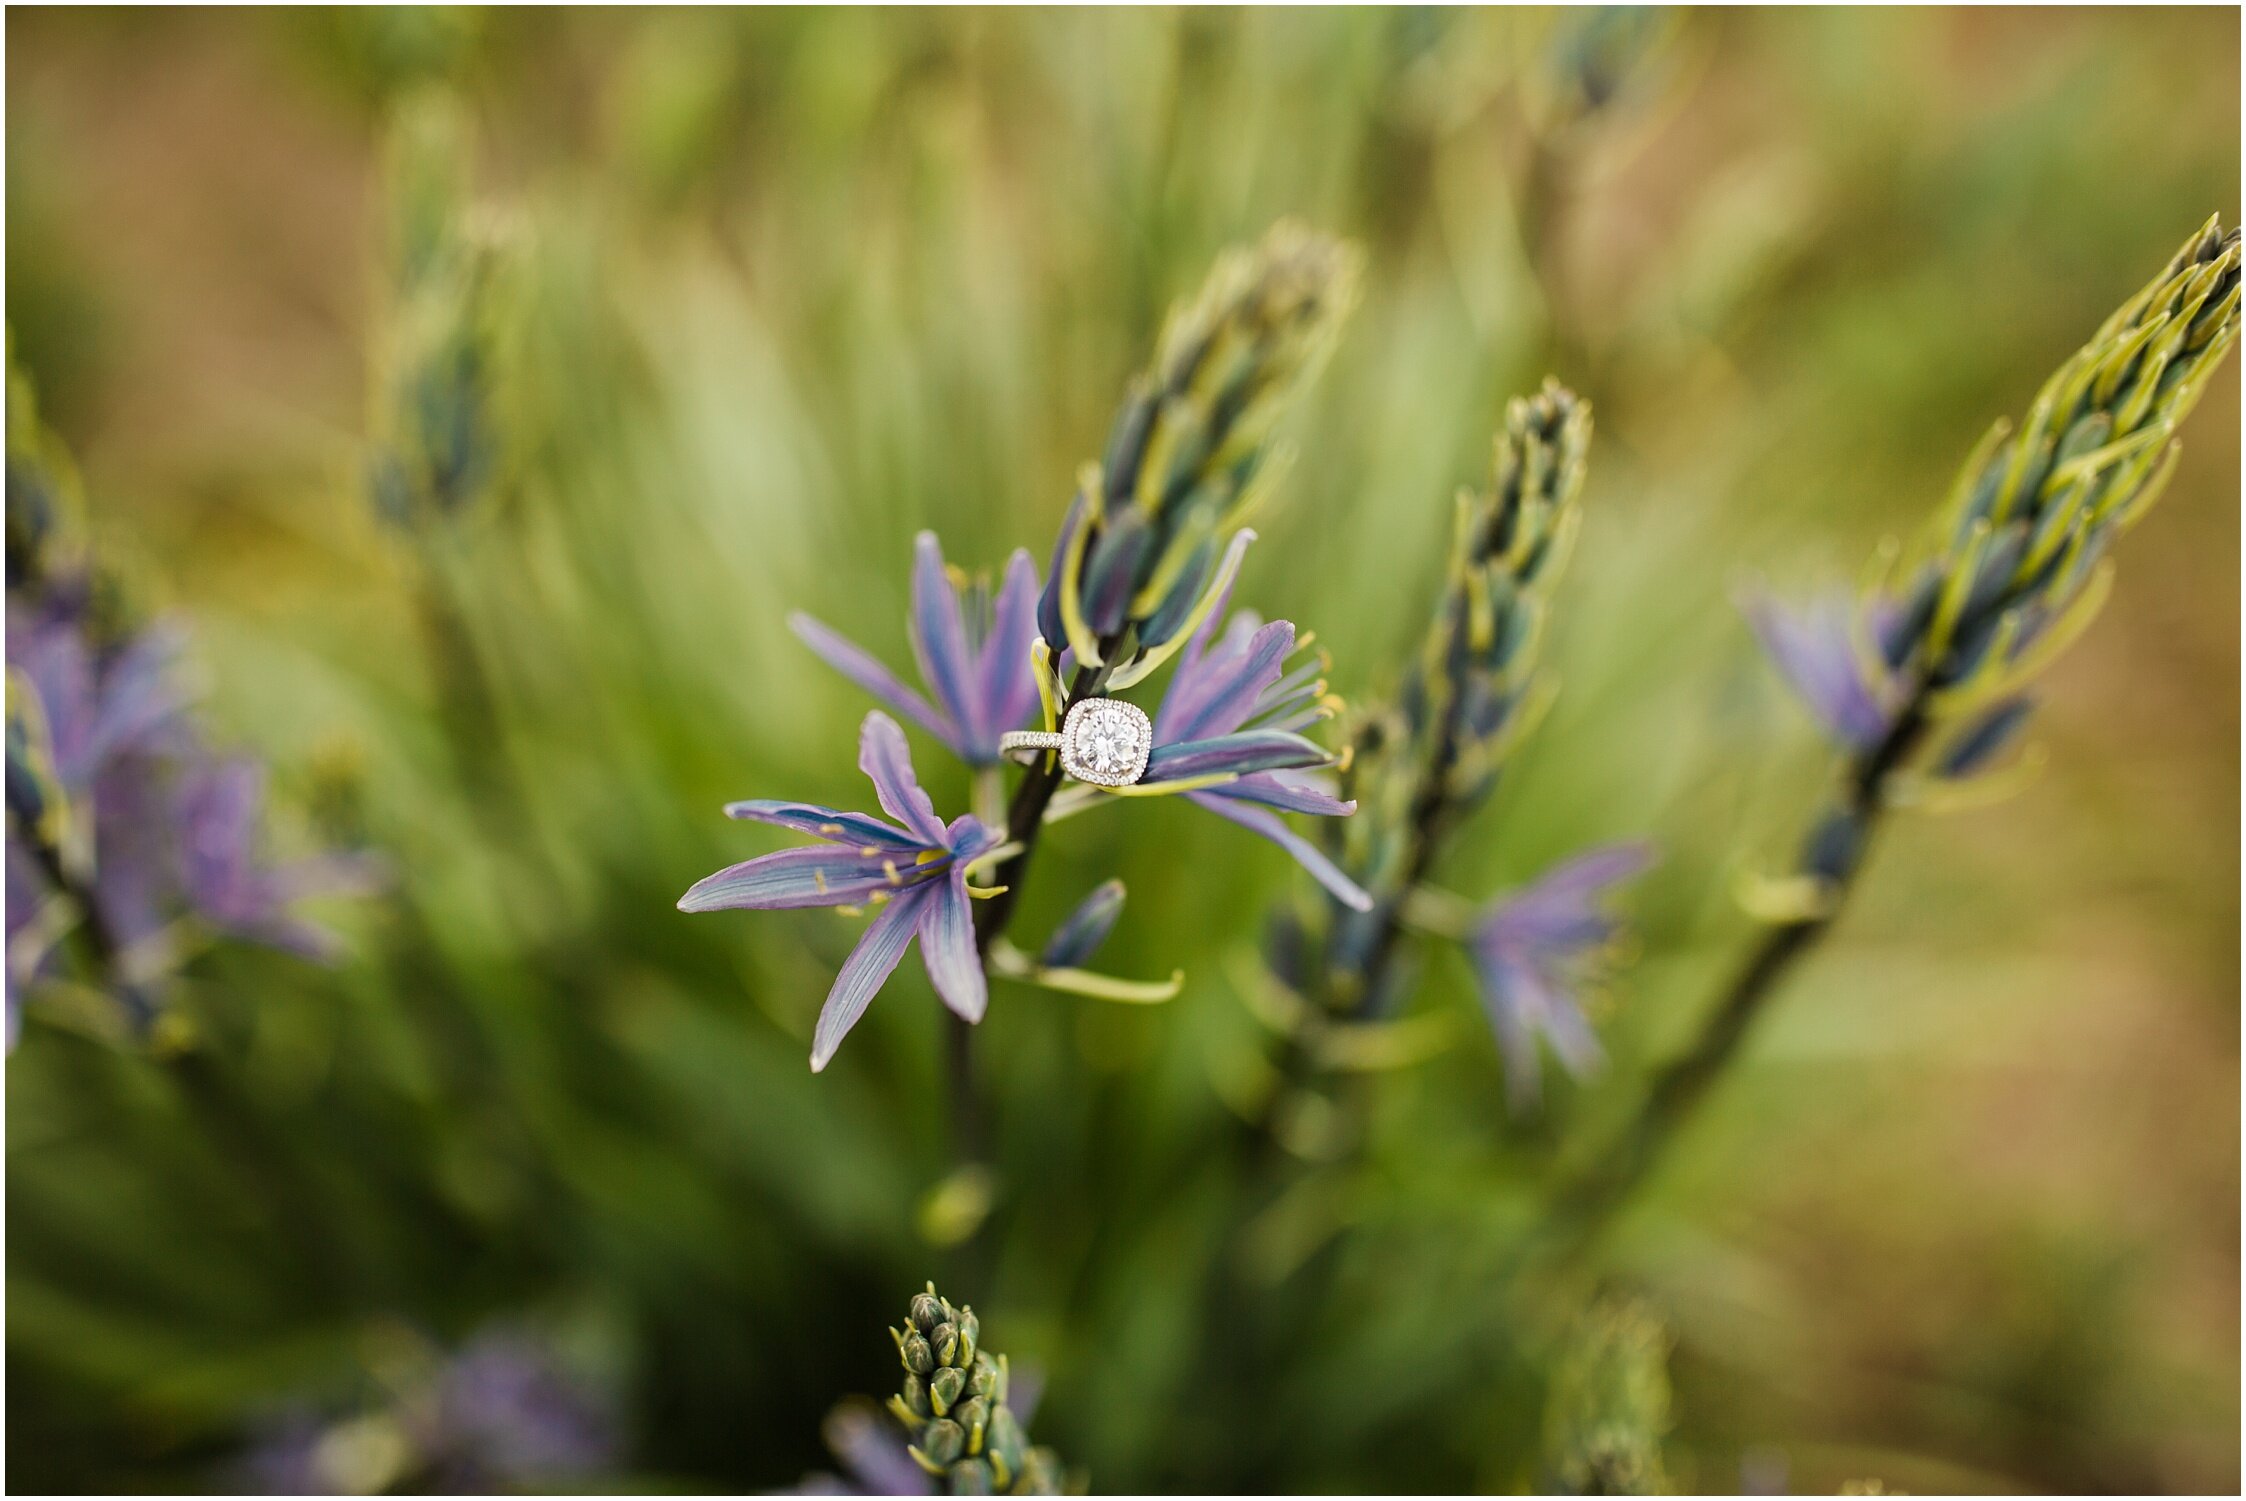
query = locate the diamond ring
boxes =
[999,698,1153,788]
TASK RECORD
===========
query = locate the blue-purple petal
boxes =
[824,1405,934,1497]
[176,760,265,920]
[724,798,922,850]
[677,844,917,912]
[811,888,928,1071]
[917,868,986,1023]
[941,813,999,863]
[790,612,960,750]
[1466,840,1650,1109]
[908,533,980,739]
[972,549,1043,753]
[1473,953,1544,1106]
[1188,789,1374,911]
[10,613,98,787]
[1037,493,1084,650]
[1740,588,1896,750]
[1157,619,1295,743]
[1137,538,1213,648]
[1217,769,1356,817]
[857,711,949,846]
[1041,879,1126,969]
[1474,840,1655,956]
[87,623,194,768]
[1144,729,1334,784]
[1079,510,1152,636]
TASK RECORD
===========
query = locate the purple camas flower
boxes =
[236,1326,616,1495]
[786,1402,935,1496]
[423,1329,619,1491]
[1468,841,1655,1108]
[5,592,379,1041]
[1737,586,1902,752]
[176,760,387,961]
[8,600,195,796]
[678,711,999,1071]
[1140,581,1372,912]
[791,532,1042,768]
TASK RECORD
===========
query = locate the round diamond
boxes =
[1061,699,1152,787]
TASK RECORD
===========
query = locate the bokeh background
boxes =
[6,6,2238,1494]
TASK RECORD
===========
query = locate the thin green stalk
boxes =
[1545,695,1929,1257]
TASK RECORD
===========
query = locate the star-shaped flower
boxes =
[1467,841,1654,1108]
[791,533,1041,768]
[679,711,999,1071]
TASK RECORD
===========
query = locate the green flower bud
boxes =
[954,1307,980,1367]
[951,1396,990,1454]
[919,1417,966,1467]
[985,1405,1027,1478]
[880,1285,1070,1494]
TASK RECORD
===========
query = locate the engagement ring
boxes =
[999,698,1153,788]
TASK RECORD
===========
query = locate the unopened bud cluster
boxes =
[885,1284,1060,1495]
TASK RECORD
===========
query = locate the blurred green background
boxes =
[6,6,2238,1494]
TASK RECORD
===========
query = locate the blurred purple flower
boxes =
[420,1329,619,1491]
[6,602,195,792]
[176,760,387,962]
[791,532,1042,767]
[782,1366,1045,1496]
[1142,590,1372,912]
[780,1402,934,1496]
[4,601,381,1043]
[679,711,999,1071]
[1468,841,1655,1109]
[235,1328,616,1495]
[1738,586,1900,751]
[235,1408,335,1495]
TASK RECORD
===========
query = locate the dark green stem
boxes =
[410,548,525,846]
[946,661,1116,1184]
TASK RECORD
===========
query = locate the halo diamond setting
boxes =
[1000,698,1153,787]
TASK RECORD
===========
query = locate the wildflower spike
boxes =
[875,1284,1063,1495]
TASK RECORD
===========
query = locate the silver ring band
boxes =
[998,730,1064,763]
[999,700,1154,788]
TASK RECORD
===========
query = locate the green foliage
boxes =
[3,9,2237,1496]
[1542,1299,1675,1496]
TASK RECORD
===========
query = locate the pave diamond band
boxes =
[1000,699,1154,788]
